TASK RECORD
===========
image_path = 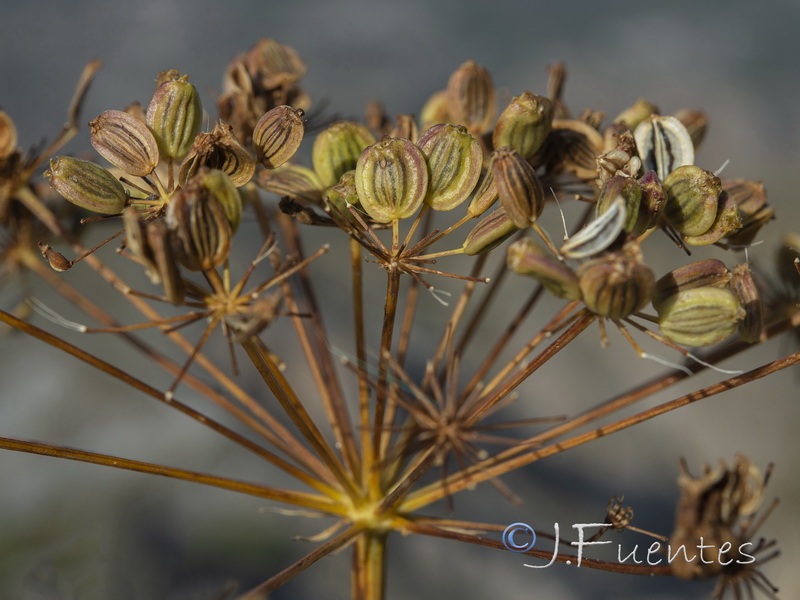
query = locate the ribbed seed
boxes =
[417,123,481,212]
[446,60,496,134]
[44,156,127,215]
[492,92,554,159]
[577,244,654,319]
[257,163,324,204]
[652,259,732,312]
[462,207,518,255]
[312,121,376,188]
[492,147,543,229]
[507,238,581,300]
[354,138,428,223]
[253,105,305,169]
[663,165,721,237]
[657,287,744,347]
[146,73,203,162]
[90,109,159,176]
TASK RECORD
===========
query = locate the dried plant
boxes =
[1,40,798,599]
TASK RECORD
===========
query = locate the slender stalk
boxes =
[353,533,388,600]
[0,437,338,512]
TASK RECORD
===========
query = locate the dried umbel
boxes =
[656,286,745,347]
[146,71,203,162]
[507,237,581,299]
[312,121,376,188]
[446,60,496,135]
[252,105,305,169]
[89,109,159,177]
[633,115,695,181]
[576,242,655,319]
[417,123,482,212]
[492,91,554,159]
[44,156,127,215]
[354,137,428,223]
[669,455,775,591]
[492,147,544,229]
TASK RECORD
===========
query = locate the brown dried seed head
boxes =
[354,137,428,223]
[507,238,581,300]
[179,120,256,187]
[492,92,554,159]
[146,73,203,162]
[662,165,722,237]
[652,259,732,312]
[252,105,305,169]
[462,207,518,256]
[44,156,127,215]
[446,60,496,135]
[312,121,376,188]
[89,110,159,177]
[657,287,745,347]
[577,243,654,319]
[417,123,482,212]
[0,111,18,159]
[730,264,763,343]
[492,147,544,229]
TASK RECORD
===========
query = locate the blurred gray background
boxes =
[1,0,798,598]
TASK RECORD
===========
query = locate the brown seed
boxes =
[89,109,159,176]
